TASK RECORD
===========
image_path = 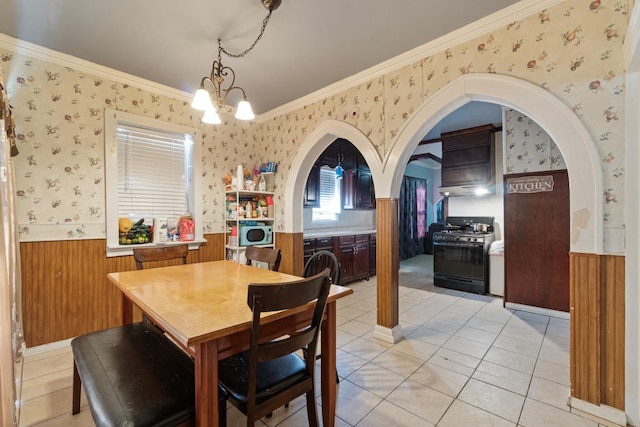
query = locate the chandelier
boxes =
[191,0,281,124]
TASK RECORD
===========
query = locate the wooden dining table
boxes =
[107,259,353,427]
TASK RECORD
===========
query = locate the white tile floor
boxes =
[16,255,608,426]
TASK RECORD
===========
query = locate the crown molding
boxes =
[259,0,564,122]
[0,33,193,103]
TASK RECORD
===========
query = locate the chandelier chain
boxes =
[219,10,274,59]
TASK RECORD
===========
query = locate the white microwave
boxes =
[239,225,273,246]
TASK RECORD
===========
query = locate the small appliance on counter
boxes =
[432,216,495,294]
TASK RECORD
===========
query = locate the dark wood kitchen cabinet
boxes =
[343,152,376,210]
[303,236,333,270]
[336,234,369,284]
[304,138,375,210]
[304,160,320,207]
[441,124,496,188]
[319,138,357,169]
[303,238,315,268]
[504,169,570,312]
[342,169,356,210]
[321,138,357,170]
[304,232,374,285]
[356,166,375,209]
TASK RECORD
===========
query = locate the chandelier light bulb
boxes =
[202,106,222,124]
[191,87,214,111]
[235,99,255,121]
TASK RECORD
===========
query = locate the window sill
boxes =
[106,238,206,257]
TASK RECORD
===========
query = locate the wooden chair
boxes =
[133,244,188,270]
[244,246,282,271]
[218,269,332,426]
[304,249,341,383]
[304,249,341,285]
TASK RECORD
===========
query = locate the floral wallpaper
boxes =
[0,0,630,244]
[504,108,567,173]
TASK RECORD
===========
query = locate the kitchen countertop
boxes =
[304,229,376,238]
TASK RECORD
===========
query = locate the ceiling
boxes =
[0,0,520,117]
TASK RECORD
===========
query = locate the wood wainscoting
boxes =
[570,252,625,411]
[376,198,399,329]
[274,232,304,277]
[20,234,225,347]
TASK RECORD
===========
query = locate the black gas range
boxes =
[433,216,494,294]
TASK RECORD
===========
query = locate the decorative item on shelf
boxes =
[258,174,266,192]
[229,226,238,248]
[260,162,277,173]
[244,178,256,191]
[265,195,274,218]
[223,169,237,191]
[236,164,244,189]
[190,0,282,124]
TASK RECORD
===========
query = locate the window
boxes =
[105,111,203,256]
[312,166,341,222]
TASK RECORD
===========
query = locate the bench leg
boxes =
[72,361,81,415]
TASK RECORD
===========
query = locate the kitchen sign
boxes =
[507,176,554,193]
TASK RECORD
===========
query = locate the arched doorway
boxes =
[385,73,602,254]
[284,120,382,232]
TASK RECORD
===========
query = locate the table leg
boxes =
[321,301,337,427]
[195,340,219,426]
[121,295,133,325]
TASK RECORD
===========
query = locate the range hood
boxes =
[439,184,495,197]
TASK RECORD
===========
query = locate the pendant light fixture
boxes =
[191,0,281,124]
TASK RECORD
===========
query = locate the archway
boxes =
[283,120,382,232]
[384,73,602,255]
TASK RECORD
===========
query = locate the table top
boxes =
[108,260,353,348]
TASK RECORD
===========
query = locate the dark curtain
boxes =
[399,176,427,260]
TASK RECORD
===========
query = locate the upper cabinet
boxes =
[355,155,375,209]
[303,138,376,210]
[303,160,320,207]
[321,138,357,170]
[440,124,496,190]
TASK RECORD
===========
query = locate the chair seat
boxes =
[218,351,307,404]
[72,322,223,427]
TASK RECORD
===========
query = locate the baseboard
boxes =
[505,302,570,320]
[23,338,73,357]
[373,324,403,344]
[568,397,627,426]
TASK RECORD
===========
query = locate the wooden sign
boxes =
[507,175,554,193]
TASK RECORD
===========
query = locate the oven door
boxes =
[433,242,485,281]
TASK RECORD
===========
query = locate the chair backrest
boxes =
[246,269,331,403]
[244,246,281,271]
[133,244,189,270]
[303,250,341,285]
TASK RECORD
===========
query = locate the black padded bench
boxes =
[71,322,226,426]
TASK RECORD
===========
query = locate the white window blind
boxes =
[117,124,192,218]
[313,166,341,221]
